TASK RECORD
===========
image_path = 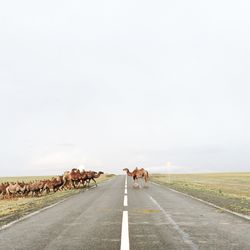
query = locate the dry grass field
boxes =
[0,174,115,227]
[151,172,250,216]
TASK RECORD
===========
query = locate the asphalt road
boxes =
[0,175,249,250]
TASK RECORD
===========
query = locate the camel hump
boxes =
[135,167,144,171]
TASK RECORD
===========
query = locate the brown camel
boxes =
[63,168,82,188]
[0,182,9,198]
[44,176,64,193]
[84,171,104,187]
[6,182,27,197]
[27,180,46,197]
[123,167,149,184]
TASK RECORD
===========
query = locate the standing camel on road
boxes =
[123,167,149,185]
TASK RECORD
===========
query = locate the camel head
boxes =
[71,168,80,173]
[92,171,104,178]
[123,168,133,176]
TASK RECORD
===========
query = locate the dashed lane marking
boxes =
[120,211,129,250]
[124,195,128,207]
[120,175,130,250]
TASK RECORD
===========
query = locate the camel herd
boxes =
[0,167,149,199]
[0,168,104,199]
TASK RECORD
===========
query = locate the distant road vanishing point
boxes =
[0,175,249,250]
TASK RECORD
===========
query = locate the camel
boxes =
[62,168,82,188]
[123,167,149,186]
[44,176,64,193]
[18,181,30,197]
[84,171,104,187]
[6,182,27,197]
[0,182,9,198]
[27,181,46,197]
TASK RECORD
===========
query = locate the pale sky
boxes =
[0,0,250,176]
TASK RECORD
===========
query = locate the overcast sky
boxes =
[0,0,249,176]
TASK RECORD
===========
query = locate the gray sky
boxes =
[0,0,250,176]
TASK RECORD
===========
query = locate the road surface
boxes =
[0,175,249,250]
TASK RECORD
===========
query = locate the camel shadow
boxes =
[132,183,141,189]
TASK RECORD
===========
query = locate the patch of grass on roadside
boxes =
[0,174,115,227]
[150,172,250,216]
[0,176,54,183]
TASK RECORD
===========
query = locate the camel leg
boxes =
[92,178,97,187]
[82,180,86,188]
[6,188,12,198]
[72,180,76,189]
[143,175,149,188]
[81,180,86,188]
[87,179,90,187]
[133,176,137,183]
[62,179,67,189]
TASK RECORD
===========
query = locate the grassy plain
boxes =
[0,174,115,227]
[151,172,250,216]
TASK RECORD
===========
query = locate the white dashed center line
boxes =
[120,175,130,250]
[124,195,128,206]
[120,211,129,250]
